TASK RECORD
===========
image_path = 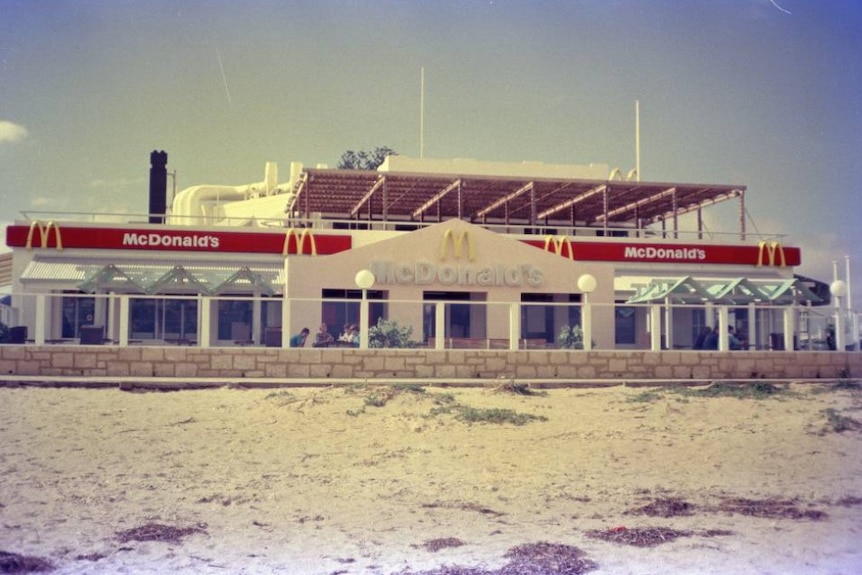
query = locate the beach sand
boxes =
[1,381,861,574]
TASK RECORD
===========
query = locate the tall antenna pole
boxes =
[635,100,641,181]
[420,67,425,159]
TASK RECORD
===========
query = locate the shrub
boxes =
[557,324,588,349]
[368,318,419,348]
[456,407,547,426]
[681,381,785,399]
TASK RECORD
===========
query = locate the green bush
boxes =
[679,381,785,399]
[557,324,586,349]
[455,407,547,426]
[368,318,419,348]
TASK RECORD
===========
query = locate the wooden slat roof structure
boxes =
[290,168,745,228]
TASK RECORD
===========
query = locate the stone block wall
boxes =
[1,345,860,382]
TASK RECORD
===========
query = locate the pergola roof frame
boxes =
[291,168,747,233]
[626,277,824,306]
[411,179,462,219]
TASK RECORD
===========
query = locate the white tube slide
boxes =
[168,162,284,225]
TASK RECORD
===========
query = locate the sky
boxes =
[1,0,861,305]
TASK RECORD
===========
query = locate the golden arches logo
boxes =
[608,167,638,181]
[282,228,317,256]
[756,241,786,267]
[439,229,475,262]
[543,235,574,260]
[25,220,63,250]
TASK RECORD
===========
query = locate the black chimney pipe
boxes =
[149,150,168,224]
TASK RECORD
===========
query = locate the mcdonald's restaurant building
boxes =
[1,156,829,352]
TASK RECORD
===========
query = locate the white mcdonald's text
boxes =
[370,260,544,288]
[623,246,705,261]
[122,233,220,249]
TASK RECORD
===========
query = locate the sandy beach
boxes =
[1,381,861,574]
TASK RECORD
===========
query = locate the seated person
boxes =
[728,327,742,350]
[693,326,711,350]
[338,323,353,343]
[702,327,719,350]
[313,322,335,347]
[348,324,360,347]
[289,327,310,348]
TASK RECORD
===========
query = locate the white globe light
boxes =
[577,273,597,293]
[830,280,847,298]
[355,269,376,289]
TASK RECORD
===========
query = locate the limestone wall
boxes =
[1,345,859,382]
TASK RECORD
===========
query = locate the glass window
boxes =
[129,297,198,341]
[520,293,581,345]
[615,305,637,345]
[217,298,253,340]
[321,289,386,338]
[422,291,487,341]
[61,292,95,338]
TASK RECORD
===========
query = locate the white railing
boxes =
[1,291,856,352]
[16,211,787,244]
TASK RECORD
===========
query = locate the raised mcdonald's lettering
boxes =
[756,241,786,267]
[370,259,544,288]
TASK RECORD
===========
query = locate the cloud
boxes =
[0,119,28,143]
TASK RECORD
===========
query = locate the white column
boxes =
[359,290,369,350]
[834,298,845,351]
[199,294,211,349]
[705,302,715,328]
[281,295,290,348]
[508,302,519,351]
[252,292,262,345]
[354,269,375,350]
[783,305,795,352]
[650,304,662,352]
[94,292,107,329]
[718,306,730,352]
[118,295,130,346]
[435,301,445,350]
[582,295,593,351]
[576,274,598,351]
[831,279,848,351]
[747,302,756,350]
[34,294,46,345]
[105,294,116,343]
[663,298,673,350]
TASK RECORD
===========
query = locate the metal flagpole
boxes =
[635,100,641,181]
[420,67,425,159]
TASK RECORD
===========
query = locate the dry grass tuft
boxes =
[416,537,466,552]
[0,551,54,573]
[626,497,695,517]
[397,541,597,575]
[116,522,207,544]
[586,526,694,547]
[502,541,598,574]
[715,498,827,520]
